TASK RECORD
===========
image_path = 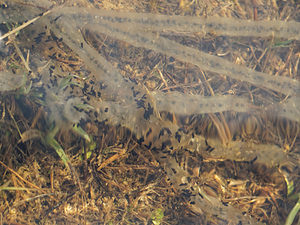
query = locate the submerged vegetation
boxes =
[0,0,299,224]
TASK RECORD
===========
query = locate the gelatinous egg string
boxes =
[0,2,298,224]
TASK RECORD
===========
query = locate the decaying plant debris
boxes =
[0,0,299,224]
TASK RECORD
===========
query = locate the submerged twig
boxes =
[0,8,52,41]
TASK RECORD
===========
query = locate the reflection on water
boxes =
[0,0,299,224]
